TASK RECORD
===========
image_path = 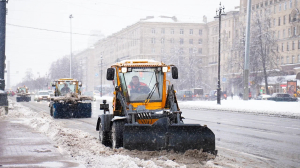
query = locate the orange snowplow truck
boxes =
[96,60,217,154]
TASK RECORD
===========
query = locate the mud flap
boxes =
[123,117,216,153]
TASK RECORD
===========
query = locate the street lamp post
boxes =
[214,3,226,105]
[69,14,73,78]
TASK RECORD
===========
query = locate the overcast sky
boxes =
[6,0,240,87]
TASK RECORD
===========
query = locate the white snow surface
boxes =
[1,100,218,168]
[179,96,300,118]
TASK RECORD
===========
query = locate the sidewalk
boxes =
[0,118,84,168]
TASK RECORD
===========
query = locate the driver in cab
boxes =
[128,76,150,94]
[61,83,71,94]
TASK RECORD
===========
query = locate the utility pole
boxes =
[214,2,226,105]
[243,0,252,100]
[0,0,8,114]
[69,14,73,78]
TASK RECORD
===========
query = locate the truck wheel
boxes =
[112,120,125,149]
[50,106,53,116]
[99,123,111,147]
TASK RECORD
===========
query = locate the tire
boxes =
[50,106,53,116]
[111,120,125,149]
[99,123,111,147]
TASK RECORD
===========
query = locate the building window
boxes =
[161,38,164,44]
[283,29,285,38]
[284,2,287,10]
[288,28,291,37]
[265,1,268,6]
[170,38,174,43]
[281,57,284,64]
[199,29,202,35]
[283,15,286,24]
[292,41,295,50]
[274,5,276,14]
[170,48,174,53]
[198,39,202,44]
[292,55,295,63]
[152,48,155,53]
[189,48,193,54]
[161,28,165,34]
[198,48,202,54]
[294,27,297,36]
[290,0,292,8]
[180,38,184,44]
[151,28,155,34]
[279,4,281,11]
[282,43,284,52]
[286,56,289,64]
[278,17,281,26]
[299,40,300,49]
[287,42,289,51]
[270,0,273,5]
[171,29,174,34]
[190,29,193,35]
[179,48,184,54]
[278,31,280,39]
[298,55,300,63]
[180,29,184,34]
[189,39,193,44]
[151,38,155,44]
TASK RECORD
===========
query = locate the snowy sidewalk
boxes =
[0,118,84,168]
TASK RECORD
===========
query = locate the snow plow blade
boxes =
[123,117,216,154]
[53,102,91,118]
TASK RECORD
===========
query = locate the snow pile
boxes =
[3,101,218,168]
[179,99,300,118]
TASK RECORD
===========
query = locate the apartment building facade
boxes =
[74,0,300,94]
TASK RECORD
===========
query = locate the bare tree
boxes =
[250,9,281,94]
[49,56,82,80]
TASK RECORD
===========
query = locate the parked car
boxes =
[267,93,298,102]
[47,90,54,97]
[177,90,194,101]
[93,90,100,96]
[83,91,96,101]
[37,91,51,102]
[255,94,271,100]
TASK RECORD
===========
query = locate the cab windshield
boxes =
[57,81,76,96]
[119,67,163,102]
[18,88,26,93]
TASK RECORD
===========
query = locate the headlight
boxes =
[121,67,127,73]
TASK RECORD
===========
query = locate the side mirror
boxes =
[78,81,82,87]
[106,68,115,80]
[172,66,178,79]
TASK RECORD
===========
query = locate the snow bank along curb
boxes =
[1,101,218,168]
[179,100,300,119]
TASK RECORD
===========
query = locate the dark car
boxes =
[177,90,194,101]
[267,93,298,102]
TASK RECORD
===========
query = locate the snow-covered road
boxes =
[2,97,300,167]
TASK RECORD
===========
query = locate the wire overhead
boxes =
[6,23,101,37]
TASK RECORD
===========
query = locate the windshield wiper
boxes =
[145,70,160,103]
